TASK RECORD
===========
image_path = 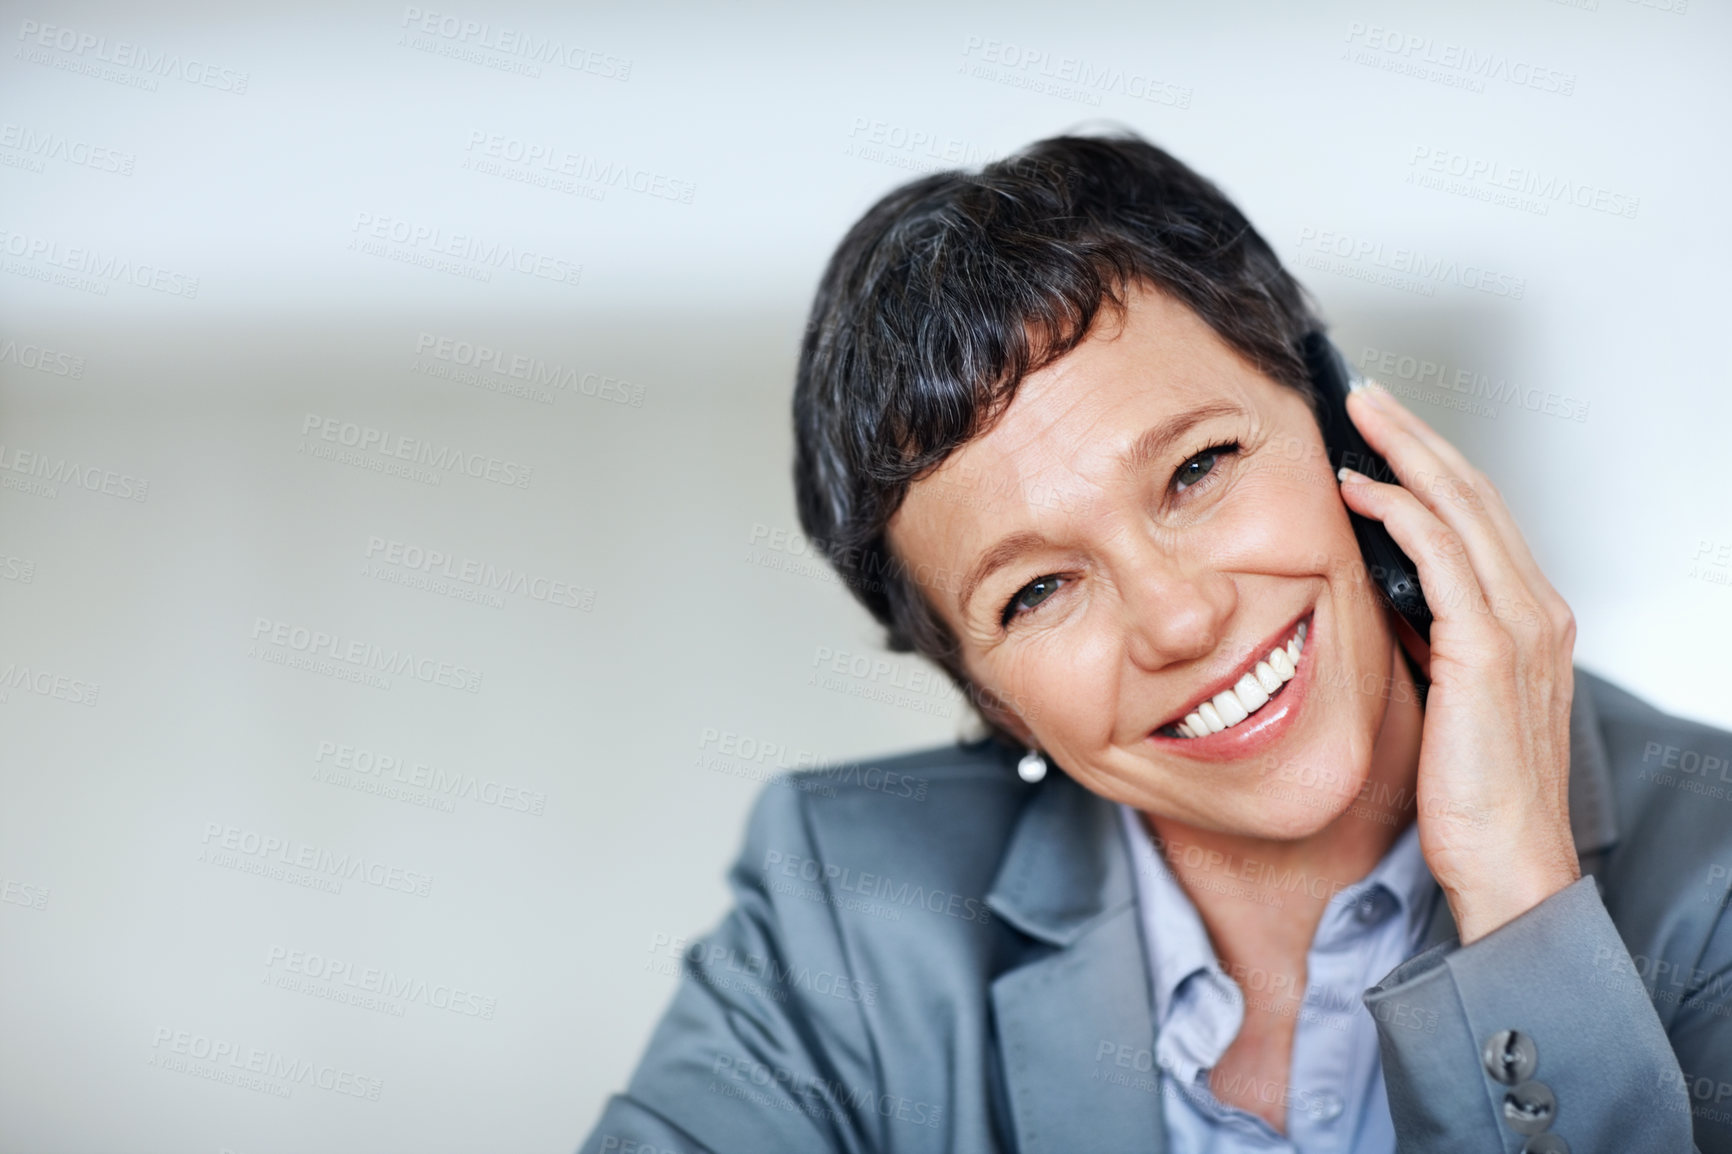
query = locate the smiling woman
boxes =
[886,284,1392,811]
[580,132,1732,1153]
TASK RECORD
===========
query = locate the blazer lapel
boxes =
[986,772,1167,1154]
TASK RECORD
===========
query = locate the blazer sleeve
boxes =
[1364,876,1725,1152]
[1669,897,1732,1153]
[576,778,879,1154]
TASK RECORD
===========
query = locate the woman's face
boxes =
[888,282,1405,839]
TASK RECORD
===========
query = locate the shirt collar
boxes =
[1116,801,1440,1077]
[1317,815,1437,953]
[1116,803,1222,1027]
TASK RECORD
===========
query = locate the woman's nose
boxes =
[1117,550,1235,672]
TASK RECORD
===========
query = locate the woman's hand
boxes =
[1337,381,1580,945]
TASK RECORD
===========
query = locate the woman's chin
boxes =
[1224,780,1365,842]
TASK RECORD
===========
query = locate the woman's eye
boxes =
[1002,575,1064,626]
[1172,442,1237,493]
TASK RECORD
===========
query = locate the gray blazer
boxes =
[580,668,1732,1152]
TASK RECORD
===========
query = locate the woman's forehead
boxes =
[901,293,1267,514]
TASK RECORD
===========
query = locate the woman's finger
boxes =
[1344,386,1545,627]
[1334,468,1508,643]
[1352,382,1562,608]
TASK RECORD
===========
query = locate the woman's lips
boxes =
[1163,614,1310,738]
[1145,610,1318,762]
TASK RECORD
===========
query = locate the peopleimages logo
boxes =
[148,1027,382,1100]
[264,945,498,1019]
[1407,145,1639,220]
[762,851,992,925]
[398,7,632,80]
[0,226,200,298]
[412,331,643,406]
[958,35,1193,109]
[249,617,484,693]
[0,659,100,705]
[349,212,582,288]
[200,822,434,897]
[0,337,85,377]
[314,739,549,815]
[364,535,595,611]
[15,19,250,93]
[1294,227,1526,300]
[0,441,149,500]
[1341,21,1576,96]
[0,122,135,175]
[300,413,534,489]
[1356,345,1589,424]
[463,131,694,204]
[1,875,50,910]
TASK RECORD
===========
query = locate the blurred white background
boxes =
[1,0,1727,1151]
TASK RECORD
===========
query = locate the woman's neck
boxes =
[1143,635,1426,963]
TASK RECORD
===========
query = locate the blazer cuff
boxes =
[1363,876,1694,1152]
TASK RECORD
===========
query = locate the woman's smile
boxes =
[1145,607,1319,763]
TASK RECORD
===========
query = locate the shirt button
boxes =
[1311,1090,1344,1121]
[1353,890,1391,925]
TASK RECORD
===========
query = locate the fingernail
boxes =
[1337,466,1366,484]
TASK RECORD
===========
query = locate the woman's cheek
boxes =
[1032,609,1115,745]
[1003,614,1122,749]
[1215,464,1344,568]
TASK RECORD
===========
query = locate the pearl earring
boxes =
[1017,748,1048,783]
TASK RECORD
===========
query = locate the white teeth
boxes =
[1212,690,1249,726]
[1234,672,1270,712]
[1269,648,1295,679]
[1167,619,1310,739]
[1254,661,1283,694]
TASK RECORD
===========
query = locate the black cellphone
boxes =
[1302,331,1434,642]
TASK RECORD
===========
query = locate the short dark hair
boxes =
[791,130,1323,742]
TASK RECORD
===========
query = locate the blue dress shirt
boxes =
[1117,803,1443,1152]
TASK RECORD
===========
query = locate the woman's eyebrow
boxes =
[954,401,1244,617]
[958,530,1047,617]
[1122,400,1243,476]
